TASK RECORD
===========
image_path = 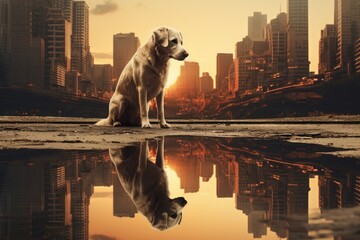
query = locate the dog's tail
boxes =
[95,117,112,126]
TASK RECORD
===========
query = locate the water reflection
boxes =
[110,138,187,231]
[0,137,359,239]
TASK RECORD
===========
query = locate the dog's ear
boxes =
[152,27,169,47]
[173,197,187,207]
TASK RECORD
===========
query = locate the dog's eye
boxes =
[169,213,178,218]
[171,39,178,44]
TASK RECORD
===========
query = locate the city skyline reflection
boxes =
[0,137,359,239]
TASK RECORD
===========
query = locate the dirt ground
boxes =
[0,115,360,158]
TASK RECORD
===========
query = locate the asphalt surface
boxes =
[0,115,359,157]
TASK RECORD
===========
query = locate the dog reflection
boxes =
[110,138,187,230]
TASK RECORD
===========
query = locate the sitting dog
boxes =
[96,27,189,128]
[109,137,187,230]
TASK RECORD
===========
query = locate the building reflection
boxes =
[0,137,359,239]
[163,137,360,239]
[0,150,110,239]
[112,172,137,218]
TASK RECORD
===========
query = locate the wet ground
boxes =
[0,116,360,239]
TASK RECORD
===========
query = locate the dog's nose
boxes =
[183,51,189,58]
[179,197,187,206]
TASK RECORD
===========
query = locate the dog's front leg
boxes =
[155,136,165,168]
[138,141,148,172]
[138,87,151,128]
[156,91,171,128]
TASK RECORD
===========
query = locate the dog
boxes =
[96,27,189,128]
[109,137,187,230]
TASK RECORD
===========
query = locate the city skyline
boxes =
[1,137,359,239]
[1,0,358,120]
[88,0,333,86]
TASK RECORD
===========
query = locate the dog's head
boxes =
[153,27,189,61]
[151,197,187,231]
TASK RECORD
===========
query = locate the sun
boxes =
[166,60,182,88]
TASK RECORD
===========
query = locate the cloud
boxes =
[135,2,148,9]
[92,52,113,59]
[90,234,117,240]
[91,0,119,15]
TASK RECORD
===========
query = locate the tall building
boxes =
[234,37,271,93]
[216,53,233,91]
[70,175,91,240]
[234,37,253,93]
[175,61,200,98]
[32,0,47,38]
[227,63,235,93]
[0,0,44,88]
[248,210,267,238]
[319,24,337,74]
[199,159,213,182]
[334,0,339,32]
[355,38,360,74]
[92,64,113,93]
[216,163,233,198]
[72,1,90,81]
[0,0,10,83]
[45,164,72,239]
[248,12,267,41]
[113,33,140,79]
[287,0,309,80]
[46,0,73,22]
[287,171,309,239]
[45,8,72,89]
[113,173,138,218]
[199,72,214,93]
[355,175,360,205]
[335,0,360,73]
[6,0,32,88]
[269,13,288,77]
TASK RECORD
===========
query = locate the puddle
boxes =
[0,136,359,239]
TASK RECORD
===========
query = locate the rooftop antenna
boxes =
[280,4,282,13]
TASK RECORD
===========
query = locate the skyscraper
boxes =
[269,12,288,76]
[355,38,360,74]
[319,24,337,74]
[287,0,309,80]
[199,72,214,93]
[335,0,360,73]
[234,36,271,93]
[234,36,253,93]
[0,0,44,88]
[113,173,138,218]
[45,8,72,89]
[334,0,338,32]
[72,1,90,81]
[113,33,140,79]
[0,0,11,86]
[47,0,73,22]
[248,12,267,41]
[176,61,200,98]
[216,53,233,91]
[92,64,113,93]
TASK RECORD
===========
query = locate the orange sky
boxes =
[88,0,334,86]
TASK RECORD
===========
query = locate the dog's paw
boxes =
[160,122,171,128]
[113,121,121,127]
[141,122,152,128]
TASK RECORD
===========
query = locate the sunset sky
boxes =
[88,0,334,86]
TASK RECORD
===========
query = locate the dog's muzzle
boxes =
[171,51,189,60]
